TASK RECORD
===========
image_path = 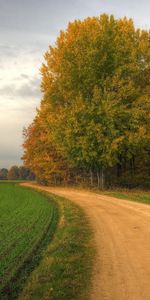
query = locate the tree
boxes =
[8,166,19,180]
[18,166,33,180]
[0,168,8,180]
[23,14,150,188]
[22,108,71,185]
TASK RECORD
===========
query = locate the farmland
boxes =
[0,183,94,300]
[0,183,58,299]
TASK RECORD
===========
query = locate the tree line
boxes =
[0,166,34,181]
[23,14,150,189]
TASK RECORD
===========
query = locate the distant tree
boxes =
[18,166,35,180]
[0,168,8,180]
[19,166,29,180]
[8,166,19,180]
[27,171,35,181]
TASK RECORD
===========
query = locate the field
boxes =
[0,183,94,300]
[0,183,58,299]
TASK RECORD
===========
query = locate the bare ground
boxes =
[22,183,150,300]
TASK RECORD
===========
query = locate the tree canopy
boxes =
[23,14,150,188]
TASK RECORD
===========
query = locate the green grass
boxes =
[18,191,94,300]
[0,180,28,183]
[0,184,58,299]
[0,184,94,300]
[102,190,150,205]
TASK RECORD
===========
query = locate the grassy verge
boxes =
[102,190,150,205]
[0,180,29,184]
[18,191,94,300]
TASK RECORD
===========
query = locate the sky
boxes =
[0,0,149,168]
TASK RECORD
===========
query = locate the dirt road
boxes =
[22,183,150,300]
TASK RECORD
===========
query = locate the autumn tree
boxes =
[22,105,72,185]
[8,166,19,180]
[23,14,150,188]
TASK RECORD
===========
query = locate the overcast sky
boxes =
[0,0,149,168]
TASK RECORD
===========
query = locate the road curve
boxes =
[22,183,150,300]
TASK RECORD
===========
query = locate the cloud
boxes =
[18,77,41,97]
[0,0,149,168]
[20,73,30,79]
[0,44,18,58]
[0,84,15,97]
[0,76,41,99]
[0,120,23,168]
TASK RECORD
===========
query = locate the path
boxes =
[22,183,150,300]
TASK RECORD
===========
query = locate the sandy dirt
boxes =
[22,183,150,300]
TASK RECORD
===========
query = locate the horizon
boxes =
[0,0,150,168]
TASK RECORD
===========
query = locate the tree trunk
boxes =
[132,155,135,175]
[130,156,135,175]
[100,167,105,190]
[90,168,93,186]
[54,175,57,186]
[123,157,127,173]
[97,170,100,188]
[97,167,105,189]
[117,155,122,177]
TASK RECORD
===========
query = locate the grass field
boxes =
[0,184,58,299]
[0,180,27,183]
[0,184,94,300]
